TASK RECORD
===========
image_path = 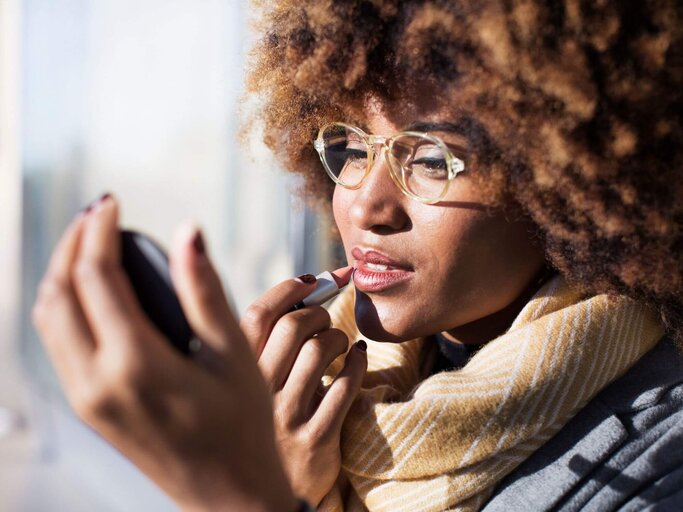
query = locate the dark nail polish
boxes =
[192,230,206,255]
[356,340,367,352]
[79,199,98,215]
[296,274,316,284]
[79,192,112,216]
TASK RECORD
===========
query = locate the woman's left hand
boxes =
[241,276,368,507]
[32,194,298,512]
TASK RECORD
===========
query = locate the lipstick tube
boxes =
[290,271,346,311]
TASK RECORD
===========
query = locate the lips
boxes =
[351,247,414,293]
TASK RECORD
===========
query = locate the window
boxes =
[2,1,337,509]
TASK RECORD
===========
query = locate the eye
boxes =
[411,144,449,179]
[345,148,367,163]
[411,157,449,179]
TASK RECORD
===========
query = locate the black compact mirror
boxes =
[120,230,194,355]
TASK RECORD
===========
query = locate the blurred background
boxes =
[0,1,339,510]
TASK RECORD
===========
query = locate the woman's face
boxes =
[332,103,546,343]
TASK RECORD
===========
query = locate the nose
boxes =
[347,148,410,234]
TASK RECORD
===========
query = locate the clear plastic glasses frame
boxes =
[313,122,466,204]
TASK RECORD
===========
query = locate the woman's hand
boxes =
[32,194,298,512]
[241,274,368,507]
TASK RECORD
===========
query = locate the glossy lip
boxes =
[351,247,414,293]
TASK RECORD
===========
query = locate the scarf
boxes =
[318,275,664,512]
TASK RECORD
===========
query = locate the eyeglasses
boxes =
[313,122,466,204]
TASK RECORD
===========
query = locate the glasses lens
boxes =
[390,135,450,201]
[321,124,369,187]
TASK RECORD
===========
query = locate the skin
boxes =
[32,195,367,510]
[334,101,547,345]
[32,103,547,511]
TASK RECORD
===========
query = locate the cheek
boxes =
[353,208,467,341]
[407,210,487,323]
[331,179,545,341]
[332,186,353,247]
[355,211,544,341]
[430,213,545,324]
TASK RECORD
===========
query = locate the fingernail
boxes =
[355,340,367,352]
[192,230,206,255]
[79,192,112,216]
[93,192,113,212]
[295,274,316,284]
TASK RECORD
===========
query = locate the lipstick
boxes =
[290,266,353,311]
[351,247,414,293]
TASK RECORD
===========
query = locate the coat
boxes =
[482,337,683,511]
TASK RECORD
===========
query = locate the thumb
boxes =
[169,223,245,368]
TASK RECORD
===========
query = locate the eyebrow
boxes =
[404,121,470,154]
[404,121,467,135]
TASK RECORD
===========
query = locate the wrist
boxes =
[294,498,316,512]
[178,477,298,512]
[182,493,299,512]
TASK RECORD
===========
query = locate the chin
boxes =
[354,291,419,343]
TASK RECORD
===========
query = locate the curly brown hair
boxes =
[245,0,683,341]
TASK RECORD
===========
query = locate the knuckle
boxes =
[73,352,163,425]
[36,275,67,303]
[275,314,302,340]
[301,336,326,359]
[273,398,299,431]
[32,277,67,327]
[108,356,147,389]
[73,259,115,283]
[308,306,332,328]
[31,301,47,330]
[305,422,331,446]
[259,365,279,393]
[328,328,350,353]
[301,329,348,360]
[71,381,118,423]
[277,306,330,339]
[31,304,49,333]
[241,302,271,332]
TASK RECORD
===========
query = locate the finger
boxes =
[258,306,331,390]
[280,328,349,417]
[169,223,245,362]
[44,211,88,280]
[314,341,367,436]
[33,213,96,384]
[240,275,319,357]
[73,195,164,353]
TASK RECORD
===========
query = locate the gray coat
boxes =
[483,337,683,511]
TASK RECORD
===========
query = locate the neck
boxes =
[443,268,555,346]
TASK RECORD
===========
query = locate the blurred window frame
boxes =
[0,0,24,410]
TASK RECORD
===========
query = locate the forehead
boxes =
[361,96,469,146]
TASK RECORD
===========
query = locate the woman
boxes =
[32,1,682,511]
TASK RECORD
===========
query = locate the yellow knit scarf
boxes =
[319,276,664,512]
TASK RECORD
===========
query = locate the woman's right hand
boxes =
[241,276,368,507]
